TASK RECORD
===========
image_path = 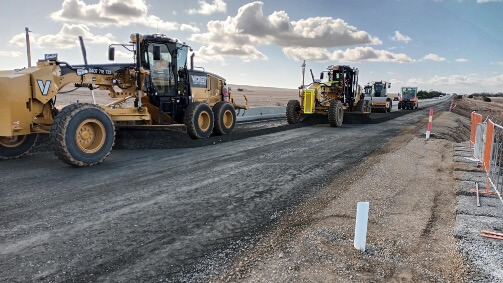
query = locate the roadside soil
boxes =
[452,97,503,123]
[214,111,471,282]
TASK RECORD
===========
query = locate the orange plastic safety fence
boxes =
[483,120,494,173]
[470,112,483,148]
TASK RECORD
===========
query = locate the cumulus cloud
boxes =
[51,0,199,32]
[0,51,22,57]
[455,58,468,63]
[485,74,503,85]
[283,47,414,63]
[390,31,412,43]
[9,24,114,49]
[188,0,227,15]
[407,75,481,86]
[190,1,382,61]
[422,53,447,62]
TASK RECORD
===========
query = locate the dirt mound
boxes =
[426,111,470,142]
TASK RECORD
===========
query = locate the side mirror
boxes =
[388,83,391,88]
[153,45,161,61]
[108,47,115,61]
[320,72,324,80]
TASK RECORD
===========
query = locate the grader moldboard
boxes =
[0,33,248,166]
[286,64,371,127]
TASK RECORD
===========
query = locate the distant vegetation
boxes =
[417,90,447,99]
[468,92,503,97]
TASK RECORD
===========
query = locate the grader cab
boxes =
[0,33,248,166]
[286,64,371,127]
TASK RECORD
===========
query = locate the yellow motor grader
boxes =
[0,33,247,166]
[286,64,371,127]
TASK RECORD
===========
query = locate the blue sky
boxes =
[1,0,502,93]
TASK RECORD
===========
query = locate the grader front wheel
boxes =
[0,134,38,160]
[50,103,115,167]
[328,100,343,127]
[286,100,301,124]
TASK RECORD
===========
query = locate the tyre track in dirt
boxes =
[0,100,449,282]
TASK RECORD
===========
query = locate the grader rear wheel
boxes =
[184,102,214,139]
[328,100,343,127]
[50,103,115,167]
[0,134,38,160]
[213,102,236,135]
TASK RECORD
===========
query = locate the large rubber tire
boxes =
[387,100,392,113]
[356,100,364,112]
[213,102,236,136]
[0,134,38,160]
[328,100,343,127]
[286,100,301,124]
[50,103,115,167]
[184,102,214,139]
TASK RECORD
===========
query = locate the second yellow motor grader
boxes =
[0,33,247,166]
[286,64,371,127]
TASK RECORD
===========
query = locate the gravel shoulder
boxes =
[215,111,471,282]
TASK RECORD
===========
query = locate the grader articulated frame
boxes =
[0,33,248,166]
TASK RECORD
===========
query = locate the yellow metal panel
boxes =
[0,73,32,136]
[303,90,315,114]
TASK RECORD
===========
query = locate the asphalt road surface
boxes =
[0,99,449,282]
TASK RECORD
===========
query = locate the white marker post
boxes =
[426,109,434,139]
[354,202,369,252]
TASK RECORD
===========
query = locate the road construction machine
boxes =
[286,64,371,127]
[398,86,418,110]
[0,33,247,166]
[364,81,392,112]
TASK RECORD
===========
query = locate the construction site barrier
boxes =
[470,113,503,204]
[470,112,483,148]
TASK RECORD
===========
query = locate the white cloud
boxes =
[191,1,382,61]
[407,75,481,86]
[51,0,199,32]
[188,0,227,15]
[115,50,133,60]
[477,0,503,3]
[455,58,468,63]
[422,53,446,62]
[282,46,414,63]
[485,74,503,86]
[180,24,200,33]
[492,61,503,66]
[0,51,22,57]
[390,31,412,43]
[9,24,114,49]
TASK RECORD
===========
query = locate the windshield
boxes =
[177,44,188,71]
[374,84,384,97]
[147,44,175,95]
[402,88,417,99]
[364,86,372,96]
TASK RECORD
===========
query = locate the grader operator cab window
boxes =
[364,86,372,97]
[147,44,175,95]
